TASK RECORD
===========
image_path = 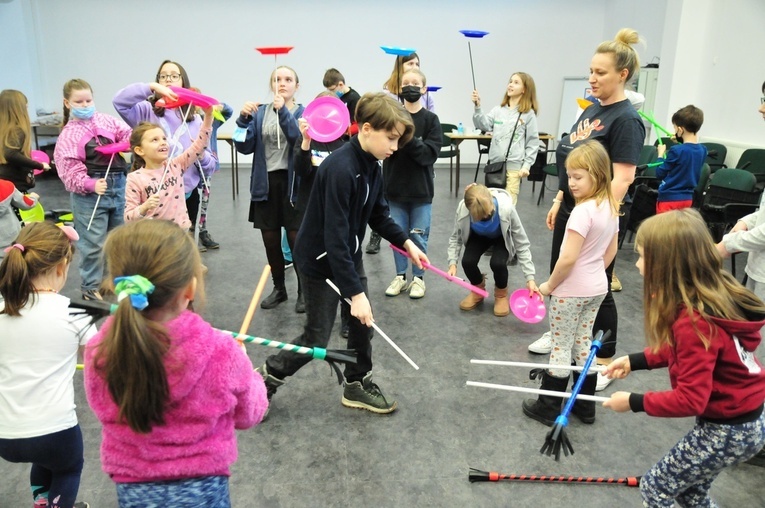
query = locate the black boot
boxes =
[260,281,288,309]
[365,231,381,254]
[522,371,569,426]
[571,371,598,424]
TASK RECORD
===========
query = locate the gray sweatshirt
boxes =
[447,188,536,280]
[722,193,765,283]
[473,105,539,171]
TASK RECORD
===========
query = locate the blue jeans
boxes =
[266,261,373,382]
[116,475,230,508]
[388,201,431,278]
[0,425,84,507]
[71,172,125,291]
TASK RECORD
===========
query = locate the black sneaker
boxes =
[260,286,288,309]
[342,373,397,414]
[255,364,285,418]
[199,230,220,249]
[365,232,381,254]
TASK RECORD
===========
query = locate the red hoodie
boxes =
[628,307,765,422]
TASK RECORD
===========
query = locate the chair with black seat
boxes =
[619,167,659,247]
[536,163,559,206]
[701,142,727,172]
[736,148,765,188]
[691,163,712,209]
[438,123,459,193]
[653,137,678,150]
[473,136,491,183]
[637,145,658,167]
[699,167,761,242]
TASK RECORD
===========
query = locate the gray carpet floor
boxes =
[2,163,764,507]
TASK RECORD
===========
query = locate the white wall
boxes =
[3,0,677,164]
[654,0,765,166]
[0,0,44,116]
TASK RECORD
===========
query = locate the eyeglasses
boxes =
[158,73,181,82]
[760,96,765,105]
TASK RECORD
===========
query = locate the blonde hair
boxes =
[401,68,427,87]
[94,220,205,433]
[0,222,74,316]
[0,89,31,164]
[595,28,641,82]
[62,78,93,126]
[464,184,494,221]
[500,72,539,114]
[566,140,619,215]
[355,93,414,145]
[635,209,765,353]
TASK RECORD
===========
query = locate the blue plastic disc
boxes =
[459,30,489,38]
[380,45,417,56]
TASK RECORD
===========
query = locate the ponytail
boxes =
[0,222,73,316]
[95,220,204,433]
[97,298,170,433]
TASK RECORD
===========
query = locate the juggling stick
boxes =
[256,46,294,150]
[390,244,488,298]
[541,330,611,461]
[238,265,272,338]
[470,359,606,373]
[467,41,477,90]
[468,468,640,487]
[466,381,609,403]
[638,111,673,144]
[325,278,420,370]
[459,30,488,91]
[158,102,193,191]
[86,153,115,231]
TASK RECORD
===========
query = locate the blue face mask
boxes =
[232,126,248,142]
[334,90,345,98]
[71,105,95,120]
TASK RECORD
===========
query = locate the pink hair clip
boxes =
[3,243,25,254]
[56,224,80,242]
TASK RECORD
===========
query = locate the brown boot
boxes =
[459,278,485,311]
[494,287,510,317]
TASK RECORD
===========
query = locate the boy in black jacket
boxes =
[256,93,429,414]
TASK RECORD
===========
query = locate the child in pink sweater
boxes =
[84,219,268,507]
[124,104,213,229]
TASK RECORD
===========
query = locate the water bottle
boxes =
[458,122,464,134]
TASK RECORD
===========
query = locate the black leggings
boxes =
[186,189,200,230]
[462,233,509,289]
[262,229,297,284]
[551,205,625,359]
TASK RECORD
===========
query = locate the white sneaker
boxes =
[528,331,552,354]
[409,277,426,299]
[596,372,614,391]
[385,275,409,296]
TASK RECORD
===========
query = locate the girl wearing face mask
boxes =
[234,66,304,312]
[55,79,132,302]
[472,72,540,204]
[382,69,442,299]
[383,53,436,112]
[0,89,50,193]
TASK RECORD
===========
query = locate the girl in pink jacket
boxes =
[84,220,268,507]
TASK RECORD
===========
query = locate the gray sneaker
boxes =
[342,373,397,414]
[255,364,285,418]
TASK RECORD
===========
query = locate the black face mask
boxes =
[675,128,684,144]
[400,85,422,104]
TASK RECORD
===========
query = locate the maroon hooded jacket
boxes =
[628,306,765,422]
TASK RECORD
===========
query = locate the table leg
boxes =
[455,146,461,197]
[234,149,239,197]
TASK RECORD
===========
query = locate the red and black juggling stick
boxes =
[468,468,640,487]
